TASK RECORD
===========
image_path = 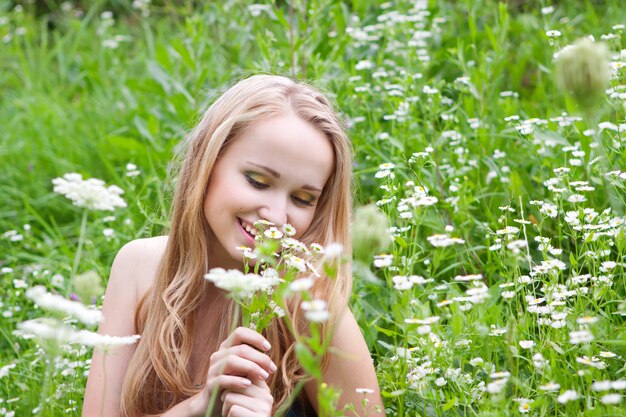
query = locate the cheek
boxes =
[293,211,317,239]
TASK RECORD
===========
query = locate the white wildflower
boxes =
[567,194,586,203]
[539,382,560,391]
[454,274,483,282]
[284,254,307,272]
[576,316,598,324]
[309,243,324,254]
[264,227,283,239]
[301,299,329,322]
[373,254,393,268]
[355,388,375,394]
[52,173,126,211]
[612,380,626,390]
[557,390,578,404]
[289,278,314,292]
[591,380,612,391]
[324,243,344,259]
[392,275,412,290]
[518,401,531,413]
[204,268,277,297]
[427,234,465,247]
[519,340,535,349]
[540,203,558,218]
[487,378,508,394]
[282,224,296,237]
[600,394,622,405]
[569,330,594,344]
[25,286,102,326]
[71,329,140,350]
[576,356,606,369]
[15,319,80,344]
[281,238,308,253]
[507,240,528,253]
[0,363,16,379]
[469,357,484,367]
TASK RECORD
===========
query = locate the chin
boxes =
[227,249,256,270]
[243,257,258,268]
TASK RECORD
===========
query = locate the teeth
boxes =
[243,222,257,237]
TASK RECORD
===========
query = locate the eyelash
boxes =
[244,174,315,207]
[245,174,268,190]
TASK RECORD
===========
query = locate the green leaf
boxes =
[508,170,524,198]
[548,341,565,355]
[373,324,400,337]
[295,342,321,380]
[442,397,458,411]
[382,389,406,398]
[394,235,408,248]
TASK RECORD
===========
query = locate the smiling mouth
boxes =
[238,218,258,240]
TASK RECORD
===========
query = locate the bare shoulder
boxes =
[111,236,169,300]
[82,236,169,417]
[99,236,169,333]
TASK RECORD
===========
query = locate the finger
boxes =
[210,344,276,376]
[205,374,252,394]
[220,327,271,352]
[223,344,277,374]
[211,354,270,381]
[226,404,255,417]
[222,392,247,417]
[222,379,267,397]
[222,391,272,417]
[254,378,270,391]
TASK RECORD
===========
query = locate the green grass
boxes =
[1,0,625,416]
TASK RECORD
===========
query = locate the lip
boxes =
[237,217,257,246]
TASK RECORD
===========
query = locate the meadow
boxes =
[1,0,625,416]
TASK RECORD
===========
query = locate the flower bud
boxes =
[556,38,610,110]
[351,204,391,263]
[71,270,104,304]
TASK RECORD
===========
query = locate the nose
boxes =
[258,193,288,226]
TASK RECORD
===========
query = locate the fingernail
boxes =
[242,378,251,386]
[262,341,271,350]
[220,393,225,402]
[260,369,269,379]
[269,362,277,372]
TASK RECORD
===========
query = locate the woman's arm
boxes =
[304,309,385,417]
[82,237,276,417]
[82,238,165,417]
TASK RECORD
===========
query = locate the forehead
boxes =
[223,114,335,186]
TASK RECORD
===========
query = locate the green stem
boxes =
[205,302,241,417]
[71,209,89,279]
[37,350,56,417]
[99,351,108,417]
[274,379,307,417]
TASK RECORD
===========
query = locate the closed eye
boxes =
[292,192,316,207]
[245,173,269,189]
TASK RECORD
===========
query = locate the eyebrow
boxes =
[247,161,322,192]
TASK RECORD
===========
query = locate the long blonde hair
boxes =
[120,75,353,416]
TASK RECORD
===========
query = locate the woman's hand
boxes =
[221,378,273,417]
[191,327,276,417]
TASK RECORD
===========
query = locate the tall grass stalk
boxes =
[70,210,89,280]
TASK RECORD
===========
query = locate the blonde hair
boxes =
[121,75,353,416]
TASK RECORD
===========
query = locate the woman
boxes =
[82,75,383,417]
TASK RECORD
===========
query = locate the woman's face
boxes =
[204,112,335,270]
